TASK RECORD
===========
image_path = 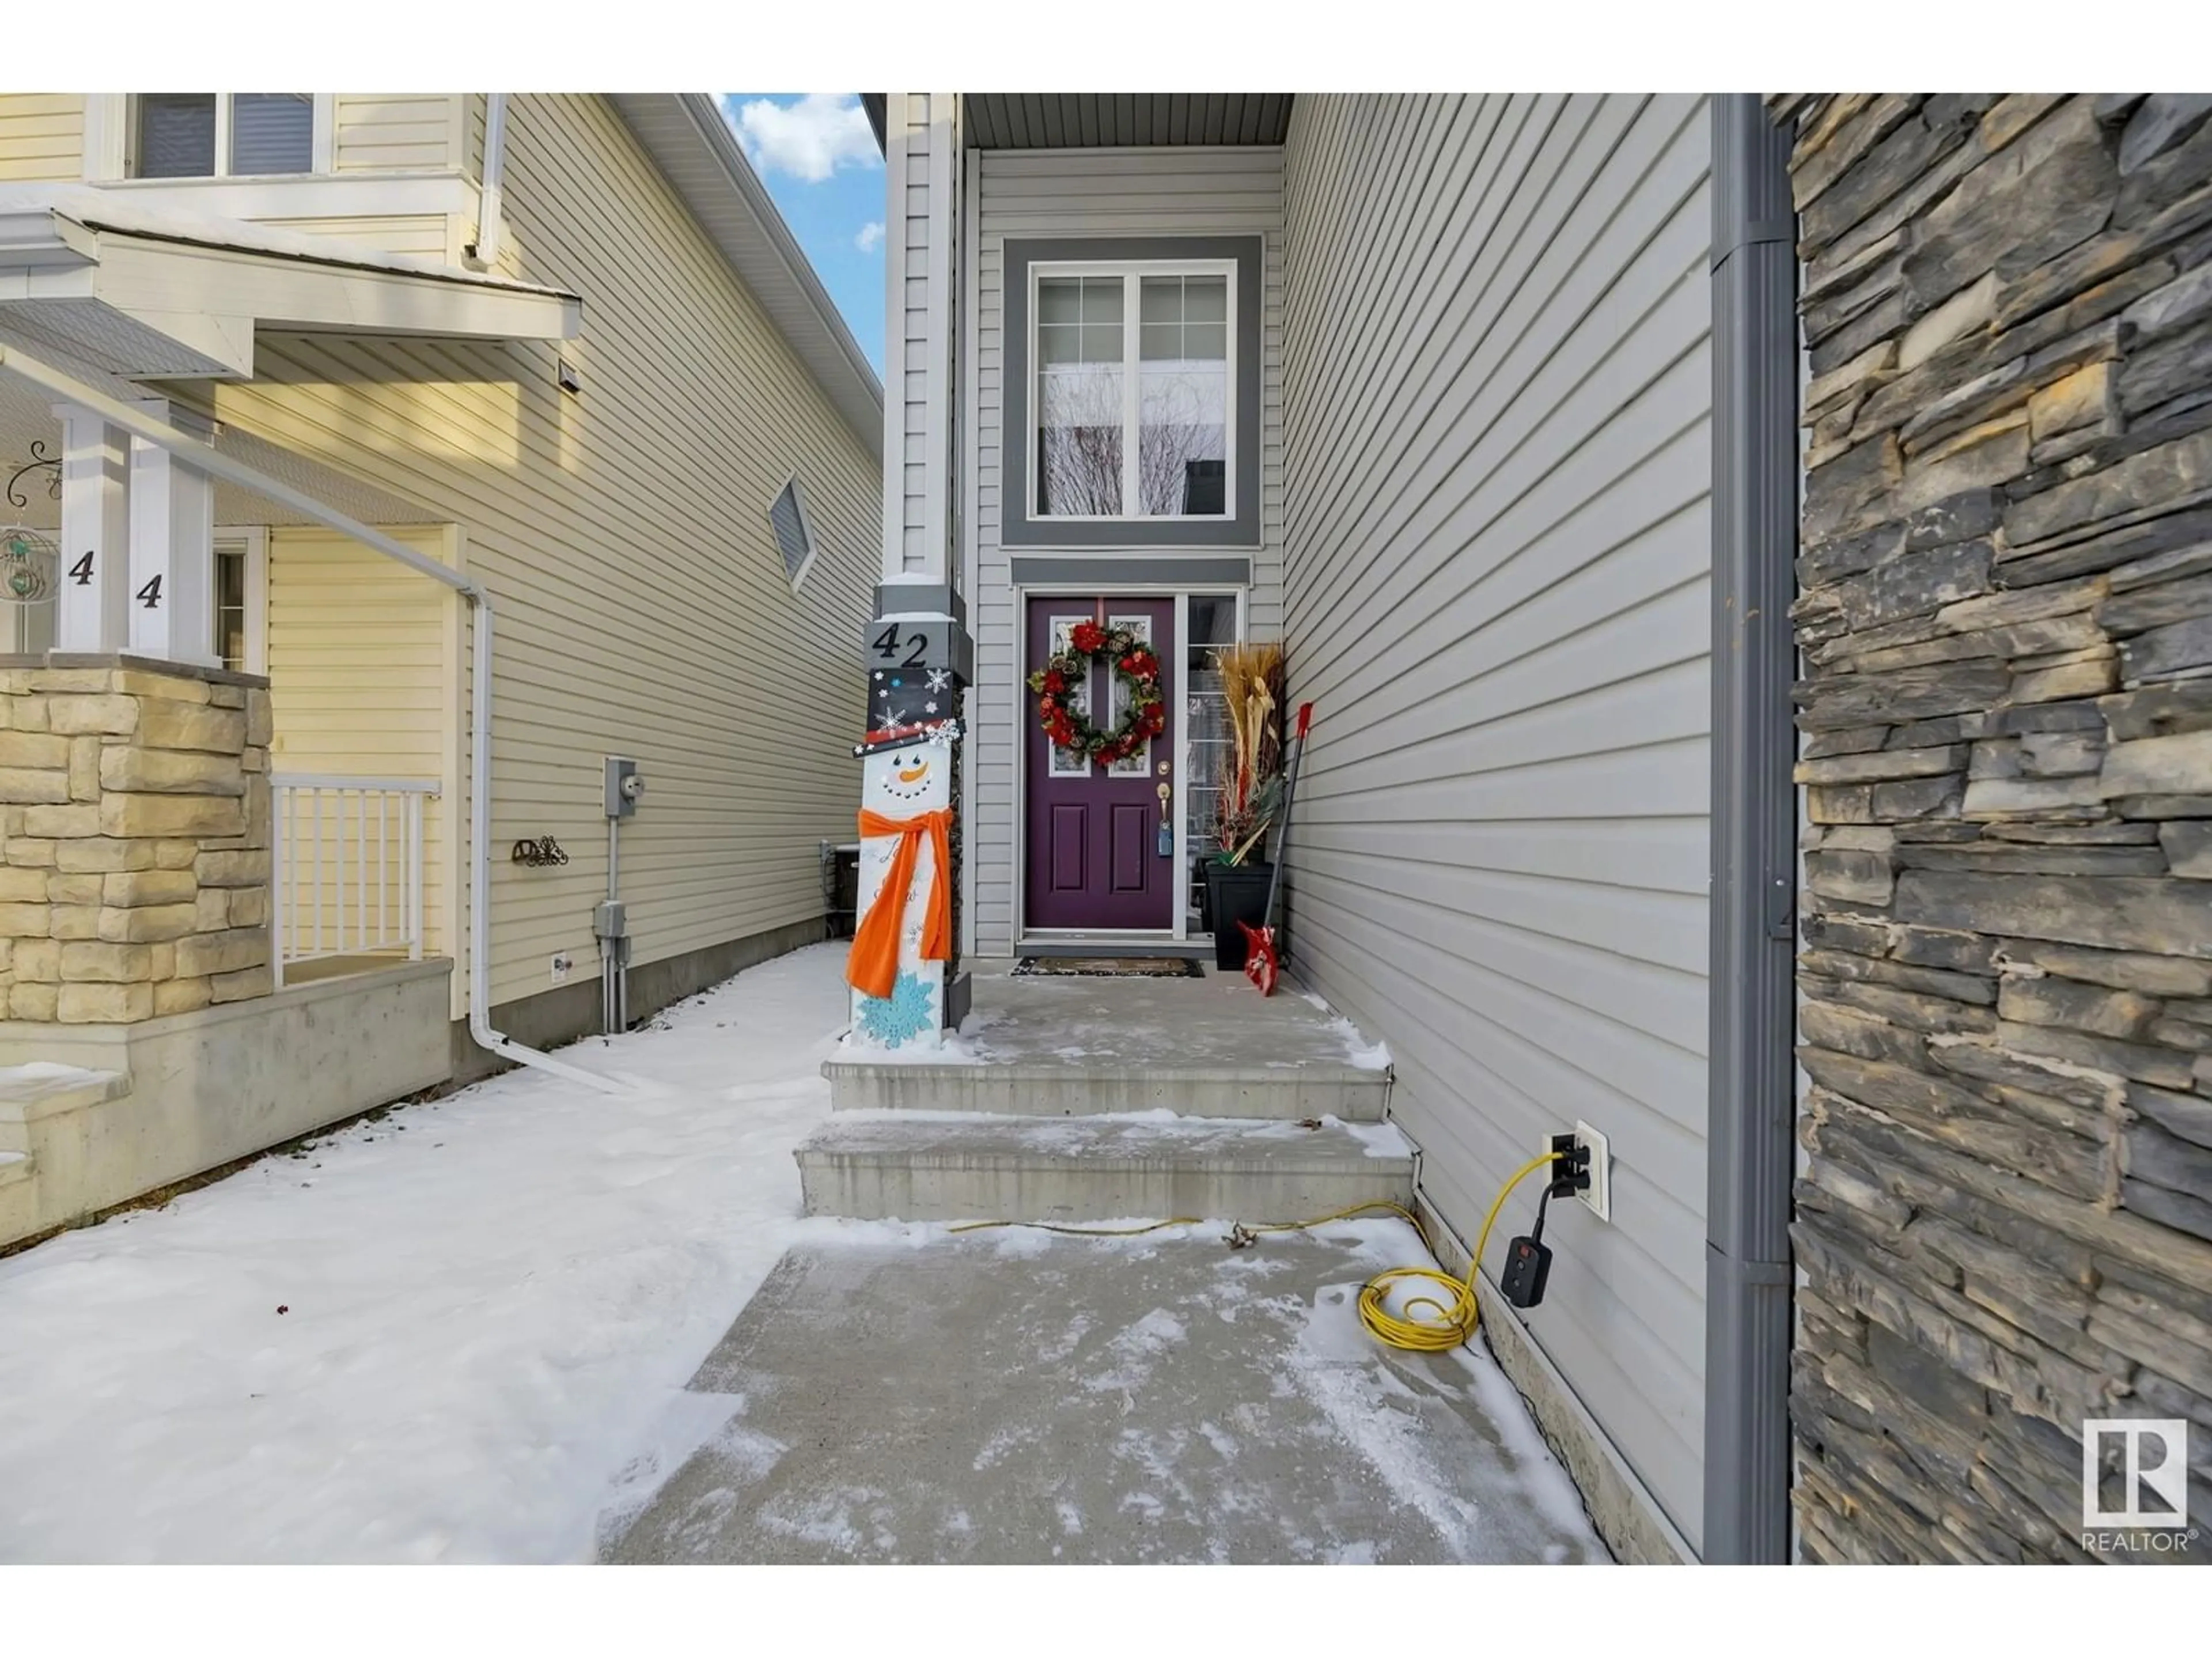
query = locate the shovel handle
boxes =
[1294,703,1312,740]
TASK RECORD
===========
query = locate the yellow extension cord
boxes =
[947,1149,1562,1355]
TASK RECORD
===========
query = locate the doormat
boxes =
[1012,956,1205,979]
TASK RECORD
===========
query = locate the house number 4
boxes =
[135,575,162,609]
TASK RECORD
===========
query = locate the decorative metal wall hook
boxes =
[6,442,61,513]
[510,835,569,868]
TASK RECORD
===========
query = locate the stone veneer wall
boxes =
[0,656,272,1022]
[1774,94,2212,1564]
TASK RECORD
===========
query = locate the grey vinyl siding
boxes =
[968,146,1286,955]
[889,96,951,584]
[1279,94,1714,1548]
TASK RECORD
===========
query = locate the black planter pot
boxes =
[1205,861,1274,969]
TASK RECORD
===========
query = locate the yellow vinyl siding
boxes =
[0,94,85,181]
[256,214,454,258]
[209,94,877,1010]
[333,95,465,173]
[266,525,454,960]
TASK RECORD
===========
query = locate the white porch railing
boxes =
[271,774,440,988]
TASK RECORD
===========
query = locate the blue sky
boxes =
[720,94,886,375]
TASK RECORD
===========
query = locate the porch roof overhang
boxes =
[860,96,1294,153]
[0,189,582,382]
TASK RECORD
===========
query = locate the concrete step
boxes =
[796,1111,1415,1224]
[0,1064,130,1156]
[823,1059,1389,1120]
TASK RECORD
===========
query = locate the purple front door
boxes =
[1024,596,1176,931]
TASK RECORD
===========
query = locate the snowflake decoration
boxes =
[924,700,938,714]
[925,669,951,692]
[874,706,907,730]
[857,970,936,1047]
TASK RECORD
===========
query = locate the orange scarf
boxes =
[846,806,953,999]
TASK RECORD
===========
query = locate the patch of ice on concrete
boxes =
[973,1418,1048,1471]
[1055,1498,1084,1536]
[1084,1306,1188,1393]
[755,1485,895,1555]
[590,1389,747,1555]
[835,1028,990,1065]
[1334,1117,1415,1158]
[1293,991,1392,1071]
[1336,1031,1392,1071]
[1284,1288,1489,1552]
[1444,1338,1606,1546]
[1198,1419,1240,1461]
[1039,1312,1093,1363]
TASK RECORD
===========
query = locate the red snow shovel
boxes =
[1239,702,1313,996]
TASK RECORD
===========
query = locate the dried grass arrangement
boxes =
[1211,641,1286,865]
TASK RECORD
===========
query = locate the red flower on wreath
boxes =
[1068,620,1107,654]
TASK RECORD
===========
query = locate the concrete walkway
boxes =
[601,1217,1607,1565]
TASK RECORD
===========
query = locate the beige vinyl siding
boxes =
[333,95,465,173]
[257,214,454,259]
[208,94,877,1010]
[969,145,1286,954]
[266,525,455,957]
[0,94,85,181]
[1279,94,1714,1547]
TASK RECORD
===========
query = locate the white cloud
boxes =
[855,221,885,253]
[731,94,879,184]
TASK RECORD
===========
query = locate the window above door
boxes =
[1003,236,1262,551]
[1033,264,1233,521]
[132,94,321,179]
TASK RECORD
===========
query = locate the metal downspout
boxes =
[1703,94,1801,1564]
[467,94,509,270]
[0,343,625,1095]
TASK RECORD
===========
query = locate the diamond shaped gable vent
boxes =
[769,476,816,589]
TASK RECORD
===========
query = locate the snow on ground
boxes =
[0,944,853,1565]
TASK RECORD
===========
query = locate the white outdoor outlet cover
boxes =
[550,952,573,984]
[1575,1120,1612,1224]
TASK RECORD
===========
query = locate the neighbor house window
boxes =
[134,94,314,179]
[211,530,266,675]
[1035,262,1234,521]
[214,542,248,672]
[768,476,817,590]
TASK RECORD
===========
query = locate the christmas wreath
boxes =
[1027,620,1166,766]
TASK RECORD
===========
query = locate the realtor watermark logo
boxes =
[2081,1418,2198,1555]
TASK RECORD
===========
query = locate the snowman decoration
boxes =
[846,718,961,1049]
